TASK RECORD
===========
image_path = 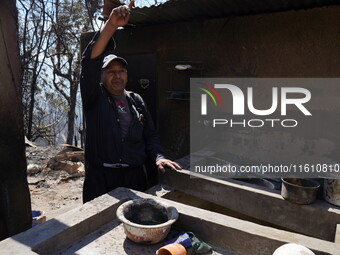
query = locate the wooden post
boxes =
[0,0,32,240]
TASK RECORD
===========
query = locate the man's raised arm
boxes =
[90,0,134,59]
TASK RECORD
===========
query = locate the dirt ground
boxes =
[26,146,190,221]
[26,146,84,220]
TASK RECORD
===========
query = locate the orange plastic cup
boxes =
[156,243,187,255]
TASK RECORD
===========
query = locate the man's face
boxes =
[101,60,128,95]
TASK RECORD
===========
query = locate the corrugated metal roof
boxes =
[129,0,339,25]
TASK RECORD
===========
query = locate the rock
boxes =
[46,145,84,175]
[27,163,42,175]
[65,151,84,161]
[36,180,50,189]
[54,150,84,162]
[27,176,46,185]
[48,159,84,174]
[62,161,84,174]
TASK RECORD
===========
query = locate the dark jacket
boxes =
[80,35,164,167]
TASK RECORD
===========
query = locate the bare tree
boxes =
[49,0,94,145]
[18,0,52,141]
[18,0,98,145]
[84,0,101,30]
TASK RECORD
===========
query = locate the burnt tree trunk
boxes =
[0,0,32,241]
[66,82,77,145]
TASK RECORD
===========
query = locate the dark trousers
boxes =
[83,164,147,203]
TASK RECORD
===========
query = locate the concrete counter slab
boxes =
[1,187,339,255]
[160,170,340,242]
[60,219,228,255]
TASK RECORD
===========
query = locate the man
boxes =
[80,1,181,203]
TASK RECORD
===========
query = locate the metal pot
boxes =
[323,179,340,206]
[281,178,320,205]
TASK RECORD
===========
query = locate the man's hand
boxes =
[90,0,134,59]
[108,0,134,28]
[156,158,182,173]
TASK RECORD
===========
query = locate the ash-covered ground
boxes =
[26,146,84,220]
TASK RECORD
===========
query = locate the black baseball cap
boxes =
[102,54,128,69]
